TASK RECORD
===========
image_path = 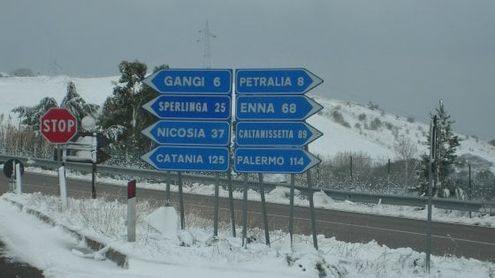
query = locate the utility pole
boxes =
[197,20,216,69]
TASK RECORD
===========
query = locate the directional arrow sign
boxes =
[234,148,320,174]
[142,146,229,172]
[236,95,323,121]
[144,69,232,94]
[143,95,231,120]
[142,121,230,146]
[236,68,323,94]
[236,122,322,147]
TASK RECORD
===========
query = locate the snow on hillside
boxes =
[1,75,494,171]
[0,75,116,118]
[308,95,495,171]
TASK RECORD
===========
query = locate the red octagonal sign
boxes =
[40,108,78,144]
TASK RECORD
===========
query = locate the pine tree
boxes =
[99,61,169,158]
[60,81,99,125]
[12,97,58,129]
[418,100,461,197]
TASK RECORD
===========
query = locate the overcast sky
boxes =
[1,0,494,140]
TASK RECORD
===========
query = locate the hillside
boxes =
[1,75,494,171]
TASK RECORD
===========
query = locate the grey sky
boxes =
[1,0,494,139]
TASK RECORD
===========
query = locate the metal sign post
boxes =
[258,173,270,246]
[214,172,220,237]
[426,115,438,273]
[227,168,236,237]
[178,171,185,230]
[242,174,248,248]
[289,174,295,247]
[305,146,318,250]
[91,132,97,199]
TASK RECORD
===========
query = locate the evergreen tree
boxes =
[12,97,58,129]
[489,139,495,147]
[418,100,461,197]
[99,61,169,158]
[60,81,99,125]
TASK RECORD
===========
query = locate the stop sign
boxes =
[40,108,78,144]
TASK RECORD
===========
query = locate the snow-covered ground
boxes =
[23,165,495,228]
[1,192,494,278]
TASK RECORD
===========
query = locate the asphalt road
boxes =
[1,172,494,263]
[0,240,44,277]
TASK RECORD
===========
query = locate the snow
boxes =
[144,207,179,240]
[0,75,116,121]
[1,75,495,171]
[1,192,495,277]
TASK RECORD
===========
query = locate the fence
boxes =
[1,154,493,213]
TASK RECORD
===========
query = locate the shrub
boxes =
[369,118,383,130]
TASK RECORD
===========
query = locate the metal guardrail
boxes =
[1,154,493,212]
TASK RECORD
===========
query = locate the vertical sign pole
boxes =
[214,172,220,237]
[56,145,61,195]
[469,164,472,218]
[305,146,318,250]
[178,171,185,230]
[127,179,137,242]
[15,163,22,195]
[258,173,270,246]
[387,158,391,193]
[91,132,97,199]
[242,173,248,248]
[165,171,171,206]
[289,173,295,248]
[10,160,15,192]
[91,162,97,199]
[426,116,437,274]
[227,168,236,237]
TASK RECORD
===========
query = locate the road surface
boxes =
[1,172,494,263]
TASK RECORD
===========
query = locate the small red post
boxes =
[128,179,136,199]
[127,179,137,242]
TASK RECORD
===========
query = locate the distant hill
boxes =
[1,75,494,172]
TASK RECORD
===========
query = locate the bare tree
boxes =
[394,135,418,188]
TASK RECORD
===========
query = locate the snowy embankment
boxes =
[24,165,495,228]
[1,192,494,278]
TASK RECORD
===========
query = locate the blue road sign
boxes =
[142,121,230,146]
[144,69,232,94]
[236,68,323,94]
[142,146,229,172]
[236,122,322,147]
[234,148,320,174]
[236,95,323,121]
[143,95,231,120]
